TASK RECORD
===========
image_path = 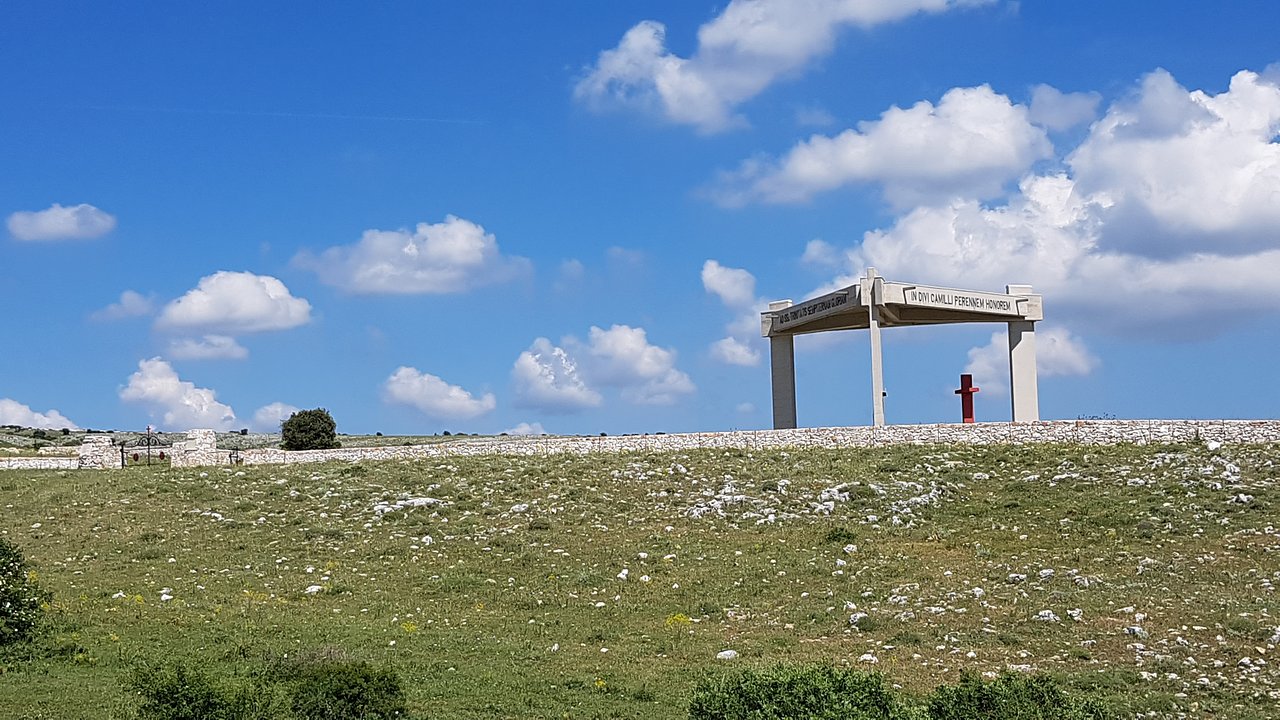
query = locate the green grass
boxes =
[1,442,1277,719]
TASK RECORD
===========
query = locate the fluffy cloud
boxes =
[800,239,841,269]
[382,367,496,420]
[710,336,761,366]
[91,290,154,321]
[166,335,249,361]
[512,338,603,412]
[502,421,547,436]
[251,402,300,432]
[576,325,696,405]
[713,85,1051,207]
[822,68,1280,337]
[0,399,79,430]
[1028,84,1101,131]
[1069,69,1280,255]
[702,260,757,307]
[964,326,1098,395]
[513,325,696,410]
[703,260,765,366]
[299,215,530,294]
[576,0,993,133]
[157,271,312,334]
[7,203,116,241]
[119,358,237,431]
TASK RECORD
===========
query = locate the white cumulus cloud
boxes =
[91,290,155,321]
[964,325,1098,395]
[7,203,116,241]
[157,271,312,334]
[575,0,994,133]
[383,367,496,420]
[820,68,1280,338]
[575,325,696,405]
[299,215,530,294]
[166,335,249,361]
[514,325,697,409]
[512,338,603,413]
[119,358,237,431]
[713,85,1051,207]
[702,260,757,307]
[1069,68,1280,255]
[1028,84,1101,131]
[251,402,300,432]
[0,399,79,430]
[710,336,761,366]
[502,422,547,436]
[703,260,766,366]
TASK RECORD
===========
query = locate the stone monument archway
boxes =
[761,268,1043,428]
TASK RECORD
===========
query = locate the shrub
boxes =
[0,538,49,646]
[280,409,340,451]
[287,659,407,719]
[689,665,914,720]
[927,671,1112,720]
[126,661,284,720]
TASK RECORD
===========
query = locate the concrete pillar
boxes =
[1007,321,1039,422]
[1006,284,1039,422]
[769,334,797,430]
[863,269,885,427]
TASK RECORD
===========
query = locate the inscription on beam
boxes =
[773,290,852,329]
[901,286,1021,316]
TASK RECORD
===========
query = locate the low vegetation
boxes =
[0,538,48,647]
[0,441,1276,718]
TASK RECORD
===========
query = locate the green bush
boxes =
[927,671,1112,720]
[124,652,406,720]
[126,661,283,720]
[0,538,49,646]
[287,659,407,719]
[280,408,340,451]
[689,665,915,720]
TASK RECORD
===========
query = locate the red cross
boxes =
[955,373,980,424]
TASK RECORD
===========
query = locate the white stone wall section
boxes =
[1,420,1277,472]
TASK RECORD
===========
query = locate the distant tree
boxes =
[239,428,248,436]
[280,409,340,451]
[60,428,70,436]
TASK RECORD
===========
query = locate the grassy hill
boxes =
[1,441,1277,718]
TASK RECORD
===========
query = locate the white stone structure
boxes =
[762,268,1044,429]
[170,429,231,468]
[77,435,119,469]
[0,434,117,470]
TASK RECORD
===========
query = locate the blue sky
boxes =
[3,1,1279,435]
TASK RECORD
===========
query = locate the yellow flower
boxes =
[664,613,692,629]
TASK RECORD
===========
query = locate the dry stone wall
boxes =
[2,420,1276,472]
[232,419,1280,468]
[0,456,81,470]
[0,434,117,470]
